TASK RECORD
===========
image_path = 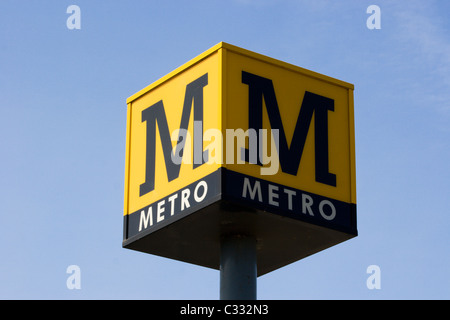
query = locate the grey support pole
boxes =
[220,235,257,300]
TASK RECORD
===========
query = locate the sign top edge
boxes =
[126,42,354,104]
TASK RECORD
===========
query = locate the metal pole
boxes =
[220,235,257,300]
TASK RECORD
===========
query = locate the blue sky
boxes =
[1,0,449,299]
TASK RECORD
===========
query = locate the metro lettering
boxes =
[138,179,209,232]
[242,177,262,202]
[241,177,337,221]
[139,207,153,232]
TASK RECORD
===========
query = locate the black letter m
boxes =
[242,71,336,186]
[139,74,208,196]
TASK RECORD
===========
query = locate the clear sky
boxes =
[1,0,449,299]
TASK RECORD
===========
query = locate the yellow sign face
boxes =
[123,42,356,244]
[224,48,356,205]
[125,50,221,216]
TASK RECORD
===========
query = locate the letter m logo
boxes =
[242,71,336,187]
[139,74,209,196]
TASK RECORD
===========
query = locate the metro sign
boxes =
[123,42,357,275]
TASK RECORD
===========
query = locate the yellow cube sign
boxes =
[123,42,357,275]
